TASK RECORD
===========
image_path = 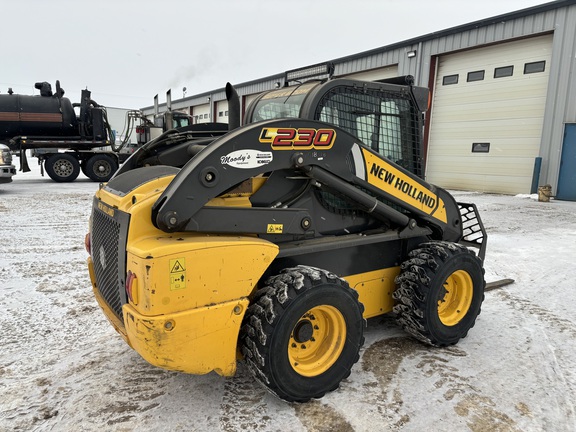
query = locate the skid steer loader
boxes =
[86,64,487,402]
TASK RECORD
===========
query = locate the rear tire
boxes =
[240,266,365,402]
[84,154,117,182]
[393,241,485,346]
[44,153,80,182]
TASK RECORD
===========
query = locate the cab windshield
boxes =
[250,82,318,123]
[173,115,191,128]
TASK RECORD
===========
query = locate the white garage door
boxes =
[426,34,552,194]
[216,100,229,124]
[244,93,260,111]
[192,103,210,123]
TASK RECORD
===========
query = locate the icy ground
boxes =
[1,163,575,432]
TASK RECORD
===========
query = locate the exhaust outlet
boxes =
[226,82,240,131]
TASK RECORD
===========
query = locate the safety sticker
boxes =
[169,258,186,291]
[220,149,273,169]
[267,224,283,234]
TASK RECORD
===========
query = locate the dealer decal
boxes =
[259,127,336,150]
[221,150,273,169]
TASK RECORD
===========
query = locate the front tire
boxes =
[241,266,365,402]
[393,241,485,346]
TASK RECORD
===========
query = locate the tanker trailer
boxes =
[0,81,121,182]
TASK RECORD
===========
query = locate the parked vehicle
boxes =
[87,66,489,402]
[0,144,16,183]
[0,81,119,182]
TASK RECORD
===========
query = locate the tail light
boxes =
[126,270,139,305]
[85,233,91,254]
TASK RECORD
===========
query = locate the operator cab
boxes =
[117,64,428,181]
[245,64,428,178]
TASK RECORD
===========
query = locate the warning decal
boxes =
[169,258,186,291]
[267,224,283,234]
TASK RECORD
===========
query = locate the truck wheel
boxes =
[240,265,365,402]
[45,153,80,182]
[393,241,485,346]
[85,154,117,182]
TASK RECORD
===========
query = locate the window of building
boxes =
[219,111,223,117]
[494,66,514,78]
[442,74,459,85]
[524,61,546,74]
[467,70,485,82]
[472,142,490,153]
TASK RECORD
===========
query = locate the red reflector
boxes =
[126,271,137,303]
[85,233,91,254]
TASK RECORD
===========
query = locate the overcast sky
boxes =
[2,0,553,109]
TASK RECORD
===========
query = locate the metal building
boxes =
[143,0,576,200]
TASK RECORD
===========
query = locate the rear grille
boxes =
[91,198,130,319]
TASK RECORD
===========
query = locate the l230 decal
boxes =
[259,127,336,150]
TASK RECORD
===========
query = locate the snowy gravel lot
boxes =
[1,163,575,432]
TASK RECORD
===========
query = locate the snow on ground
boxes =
[1,163,576,432]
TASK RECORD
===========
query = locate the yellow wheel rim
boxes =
[438,270,473,326]
[288,305,346,377]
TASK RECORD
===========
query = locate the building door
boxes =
[556,124,576,201]
[426,34,553,194]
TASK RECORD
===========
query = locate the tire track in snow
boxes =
[496,290,576,340]
[219,362,355,432]
[494,289,576,426]
[362,337,521,431]
[219,364,273,432]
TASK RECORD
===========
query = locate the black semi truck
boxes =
[0,81,119,182]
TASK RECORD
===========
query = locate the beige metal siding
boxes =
[344,65,399,81]
[426,34,553,194]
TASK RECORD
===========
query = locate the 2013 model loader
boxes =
[86,64,487,402]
